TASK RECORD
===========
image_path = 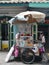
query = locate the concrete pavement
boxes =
[0,51,49,65]
[0,52,25,65]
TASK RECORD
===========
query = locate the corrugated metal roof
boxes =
[0,0,49,3]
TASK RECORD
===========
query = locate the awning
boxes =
[29,2,49,8]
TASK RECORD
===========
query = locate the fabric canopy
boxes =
[8,11,46,27]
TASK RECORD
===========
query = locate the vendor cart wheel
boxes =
[21,48,35,64]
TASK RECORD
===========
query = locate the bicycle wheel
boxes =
[21,48,35,64]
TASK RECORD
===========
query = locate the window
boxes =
[32,23,38,41]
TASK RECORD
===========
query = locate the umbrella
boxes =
[8,11,46,27]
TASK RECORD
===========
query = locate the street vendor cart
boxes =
[5,11,46,64]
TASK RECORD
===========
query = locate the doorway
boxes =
[38,24,49,52]
[1,23,10,50]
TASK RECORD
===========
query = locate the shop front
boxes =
[0,16,12,50]
[0,2,28,50]
[0,2,49,51]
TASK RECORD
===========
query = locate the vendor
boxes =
[15,33,21,46]
[39,32,46,46]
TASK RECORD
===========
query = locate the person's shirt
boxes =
[16,38,20,46]
[15,33,20,46]
[42,36,46,43]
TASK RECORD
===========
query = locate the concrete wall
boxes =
[0,6,27,17]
